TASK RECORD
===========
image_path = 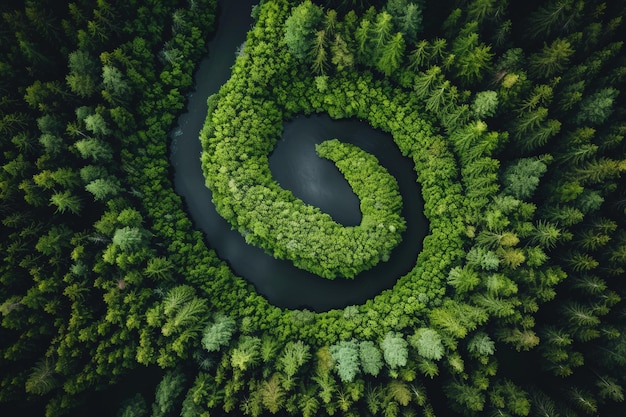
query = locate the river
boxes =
[169,0,428,311]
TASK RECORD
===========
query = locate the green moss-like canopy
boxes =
[200,102,407,278]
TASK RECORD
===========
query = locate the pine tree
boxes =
[152,367,187,417]
[330,34,353,71]
[230,336,261,372]
[467,332,496,357]
[330,340,360,382]
[74,137,113,162]
[445,379,485,412]
[66,50,100,98]
[25,357,58,395]
[371,12,393,54]
[85,177,120,200]
[201,313,235,352]
[407,40,429,71]
[526,0,584,40]
[259,374,285,414]
[410,328,444,361]
[380,332,408,370]
[413,66,443,99]
[284,0,323,61]
[359,341,383,376]
[472,90,499,118]
[102,65,131,106]
[447,266,481,293]
[376,32,405,76]
[49,190,82,214]
[279,340,311,378]
[529,38,574,79]
[310,30,328,75]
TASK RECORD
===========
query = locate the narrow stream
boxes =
[170,0,428,311]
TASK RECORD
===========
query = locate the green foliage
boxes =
[575,88,619,126]
[112,226,147,251]
[445,379,486,412]
[86,177,121,200]
[472,90,498,119]
[359,341,383,376]
[230,336,262,372]
[502,157,549,200]
[467,332,496,357]
[3,0,626,416]
[284,0,323,61]
[66,50,100,98]
[49,190,82,214]
[152,367,187,417]
[203,99,410,279]
[279,340,311,377]
[202,313,236,353]
[529,38,574,79]
[330,339,360,382]
[117,394,148,417]
[25,357,58,395]
[84,113,111,136]
[74,137,113,162]
[410,328,444,361]
[380,332,408,370]
[447,266,481,293]
[489,380,531,416]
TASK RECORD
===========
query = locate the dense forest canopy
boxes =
[1,0,625,416]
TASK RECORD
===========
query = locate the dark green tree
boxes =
[66,50,100,97]
[284,0,323,61]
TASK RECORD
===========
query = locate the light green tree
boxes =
[74,137,113,162]
[279,340,311,377]
[410,328,444,361]
[380,332,408,370]
[359,341,383,376]
[472,90,498,118]
[49,190,82,214]
[201,313,236,352]
[330,340,360,382]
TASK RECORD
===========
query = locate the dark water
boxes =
[170,0,428,311]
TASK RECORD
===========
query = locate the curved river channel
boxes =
[169,0,428,311]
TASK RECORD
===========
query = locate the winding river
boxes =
[170,0,428,311]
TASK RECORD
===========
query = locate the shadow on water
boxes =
[170,0,428,312]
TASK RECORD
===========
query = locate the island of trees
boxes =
[1,0,625,416]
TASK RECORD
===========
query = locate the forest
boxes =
[1,0,625,416]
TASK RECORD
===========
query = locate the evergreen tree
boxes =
[380,332,408,370]
[330,340,360,382]
[152,367,187,417]
[502,156,549,199]
[202,313,236,353]
[529,38,574,79]
[25,357,58,395]
[74,137,113,162]
[49,190,82,214]
[284,0,323,61]
[279,340,311,377]
[410,328,445,361]
[359,341,383,376]
[112,226,146,251]
[472,90,499,118]
[574,88,619,126]
[66,50,100,98]
[85,177,120,200]
[376,32,405,76]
